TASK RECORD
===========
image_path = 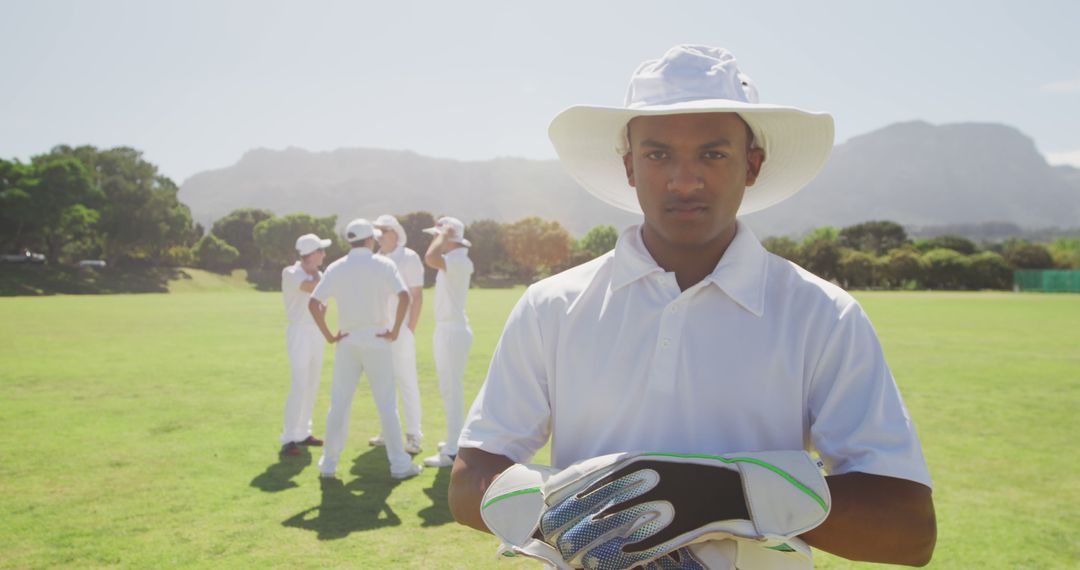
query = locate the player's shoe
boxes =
[299,435,323,447]
[423,453,455,468]
[280,442,301,457]
[405,434,423,455]
[368,434,385,447]
[391,464,424,480]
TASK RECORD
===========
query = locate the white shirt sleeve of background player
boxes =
[807,301,933,488]
[310,266,336,303]
[389,262,408,295]
[281,266,303,291]
[403,252,424,289]
[459,289,551,463]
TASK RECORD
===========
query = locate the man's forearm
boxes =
[449,447,515,533]
[308,298,334,342]
[408,288,422,332]
[800,472,936,566]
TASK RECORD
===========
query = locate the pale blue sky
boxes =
[2,0,1078,182]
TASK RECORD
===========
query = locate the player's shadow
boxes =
[250,446,312,492]
[418,462,454,527]
[281,447,402,540]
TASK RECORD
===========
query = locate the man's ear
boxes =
[623,153,636,188]
[745,147,765,187]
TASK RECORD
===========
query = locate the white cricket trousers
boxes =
[319,334,411,475]
[281,323,325,444]
[433,321,473,456]
[392,328,423,437]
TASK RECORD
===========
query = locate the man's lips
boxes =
[665,203,708,218]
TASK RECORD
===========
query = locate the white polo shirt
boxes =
[282,262,321,326]
[383,246,424,323]
[460,223,932,488]
[434,247,473,324]
[311,248,407,337]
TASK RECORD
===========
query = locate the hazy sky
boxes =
[2,0,1078,183]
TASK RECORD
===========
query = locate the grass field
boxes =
[1,273,1078,569]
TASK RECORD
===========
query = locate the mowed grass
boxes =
[1,285,1077,569]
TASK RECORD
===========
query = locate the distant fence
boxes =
[1014,270,1080,293]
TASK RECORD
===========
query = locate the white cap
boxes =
[344,218,382,243]
[295,233,332,256]
[373,214,408,249]
[422,216,471,247]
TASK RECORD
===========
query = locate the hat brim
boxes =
[422,227,471,248]
[548,101,834,215]
[298,238,333,256]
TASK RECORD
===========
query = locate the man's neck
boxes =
[300,260,319,274]
[640,223,737,291]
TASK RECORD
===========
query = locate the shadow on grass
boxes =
[418,463,453,527]
[0,264,185,296]
[250,446,312,492]
[281,448,403,540]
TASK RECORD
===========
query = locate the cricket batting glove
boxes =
[480,451,829,569]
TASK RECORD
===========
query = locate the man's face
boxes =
[302,248,326,267]
[623,112,764,250]
[377,227,398,253]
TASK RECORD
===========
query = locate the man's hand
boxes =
[377,328,399,342]
[326,330,348,343]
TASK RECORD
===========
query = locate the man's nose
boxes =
[666,160,704,194]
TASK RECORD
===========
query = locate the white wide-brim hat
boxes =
[374,214,408,249]
[548,44,835,216]
[422,216,472,248]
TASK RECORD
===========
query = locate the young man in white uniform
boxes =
[278,233,331,457]
[421,216,474,468]
[450,46,936,568]
[309,219,423,480]
[367,214,425,455]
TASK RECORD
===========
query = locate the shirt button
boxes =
[661,338,671,348]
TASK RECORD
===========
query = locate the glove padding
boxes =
[481,451,829,570]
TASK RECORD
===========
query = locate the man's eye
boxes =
[702,151,728,159]
[645,151,668,160]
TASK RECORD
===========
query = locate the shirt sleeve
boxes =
[807,301,933,488]
[443,252,474,290]
[310,267,334,303]
[459,288,551,464]
[281,266,304,292]
[403,253,424,289]
[389,262,408,294]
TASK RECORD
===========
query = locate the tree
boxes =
[575,225,619,259]
[921,248,971,289]
[882,248,923,289]
[27,156,103,263]
[501,217,573,282]
[0,159,35,250]
[465,219,508,277]
[397,211,437,286]
[1049,238,1080,269]
[193,234,239,273]
[761,236,800,263]
[210,208,275,268]
[837,249,879,289]
[799,236,841,282]
[839,221,909,255]
[253,213,341,268]
[966,251,1011,290]
[1003,242,1054,269]
[917,235,977,255]
[43,145,195,266]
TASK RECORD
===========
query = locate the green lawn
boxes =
[1,285,1077,569]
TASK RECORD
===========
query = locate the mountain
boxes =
[179,121,1080,237]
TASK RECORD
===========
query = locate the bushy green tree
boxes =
[501,217,572,282]
[839,221,909,255]
[922,248,971,289]
[967,251,1011,290]
[799,236,841,282]
[882,248,923,288]
[575,225,619,259]
[210,208,274,268]
[252,213,341,268]
[917,235,978,255]
[1049,238,1080,269]
[1003,242,1054,269]
[193,234,239,272]
[837,249,879,289]
[762,236,801,263]
[465,219,508,277]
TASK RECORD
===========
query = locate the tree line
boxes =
[762,221,1079,290]
[3,146,1077,291]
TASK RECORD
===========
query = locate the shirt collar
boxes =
[610,221,769,317]
[347,247,373,259]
